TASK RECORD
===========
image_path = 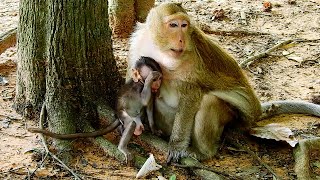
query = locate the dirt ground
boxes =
[1,0,320,179]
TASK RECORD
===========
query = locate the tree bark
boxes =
[108,0,154,38]
[135,0,155,23]
[108,0,135,38]
[15,0,122,152]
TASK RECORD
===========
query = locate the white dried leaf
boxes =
[250,123,298,147]
[285,54,303,62]
[282,50,290,56]
[157,176,167,180]
[136,154,162,178]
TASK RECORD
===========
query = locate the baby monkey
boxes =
[27,56,162,164]
[117,56,162,163]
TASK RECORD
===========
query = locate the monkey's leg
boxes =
[191,94,234,159]
[118,121,136,164]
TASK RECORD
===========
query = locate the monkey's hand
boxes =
[145,71,162,84]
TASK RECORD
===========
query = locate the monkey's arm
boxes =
[118,121,136,164]
[28,120,120,139]
[146,100,156,134]
[140,71,162,106]
[167,83,202,162]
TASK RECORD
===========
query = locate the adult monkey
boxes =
[128,3,320,162]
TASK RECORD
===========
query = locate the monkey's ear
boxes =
[131,68,142,82]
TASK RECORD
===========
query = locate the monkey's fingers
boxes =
[167,150,181,164]
[167,149,191,164]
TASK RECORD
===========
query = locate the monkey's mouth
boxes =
[170,48,184,57]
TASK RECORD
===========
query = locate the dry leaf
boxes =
[282,50,291,56]
[34,167,57,177]
[250,123,298,147]
[286,54,303,63]
[288,0,297,5]
[262,1,272,12]
[282,51,303,62]
[213,9,225,20]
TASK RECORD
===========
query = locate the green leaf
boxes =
[169,174,177,180]
[313,161,320,168]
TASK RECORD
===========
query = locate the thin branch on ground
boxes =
[173,163,243,180]
[240,39,293,68]
[294,137,320,180]
[0,27,17,54]
[200,23,270,37]
[28,152,49,179]
[228,139,279,179]
[29,103,82,180]
[294,38,320,43]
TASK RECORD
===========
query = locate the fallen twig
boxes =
[200,23,269,37]
[294,38,320,43]
[31,103,82,180]
[228,139,279,179]
[202,28,269,37]
[0,27,17,54]
[28,152,49,179]
[240,39,293,68]
[294,137,320,180]
[173,162,243,180]
[240,38,320,68]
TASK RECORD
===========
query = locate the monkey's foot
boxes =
[125,152,134,166]
[151,128,163,136]
[167,148,193,163]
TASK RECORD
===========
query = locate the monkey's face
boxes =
[152,12,193,59]
[163,17,189,58]
[151,77,162,93]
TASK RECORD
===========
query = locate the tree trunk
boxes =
[108,0,154,38]
[108,0,135,38]
[15,0,122,152]
[135,0,155,23]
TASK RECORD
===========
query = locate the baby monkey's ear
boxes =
[131,68,142,83]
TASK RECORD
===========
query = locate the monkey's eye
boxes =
[181,23,188,28]
[169,21,178,28]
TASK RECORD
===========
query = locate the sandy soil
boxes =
[1,0,320,179]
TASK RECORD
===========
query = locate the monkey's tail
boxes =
[28,120,121,139]
[260,100,320,120]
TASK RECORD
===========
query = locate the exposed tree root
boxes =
[88,103,148,167]
[140,133,226,180]
[240,39,293,68]
[294,137,320,180]
[174,161,243,180]
[0,27,17,54]
[82,122,125,162]
[31,103,82,180]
